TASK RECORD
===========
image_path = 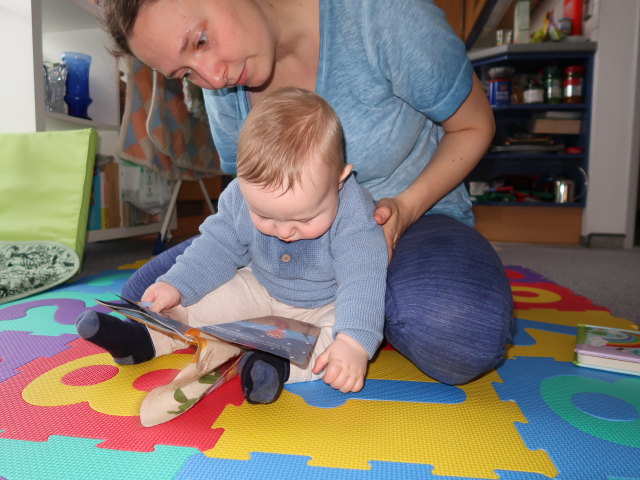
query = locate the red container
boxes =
[563,0,583,35]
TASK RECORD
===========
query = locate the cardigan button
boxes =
[280,254,291,263]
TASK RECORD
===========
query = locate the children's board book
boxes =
[573,323,640,376]
[96,296,321,367]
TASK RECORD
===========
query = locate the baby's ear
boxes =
[338,164,354,189]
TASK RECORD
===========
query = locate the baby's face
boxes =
[239,160,348,242]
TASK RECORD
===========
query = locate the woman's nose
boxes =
[195,58,227,89]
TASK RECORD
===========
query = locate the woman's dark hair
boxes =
[100,0,158,57]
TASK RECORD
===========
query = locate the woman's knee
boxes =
[384,215,514,384]
[385,291,513,384]
[121,237,195,300]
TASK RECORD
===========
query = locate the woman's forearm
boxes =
[396,74,495,224]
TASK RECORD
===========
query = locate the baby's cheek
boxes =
[303,224,328,240]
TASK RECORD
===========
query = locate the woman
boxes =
[103,0,513,385]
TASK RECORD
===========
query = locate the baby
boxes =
[76,87,388,404]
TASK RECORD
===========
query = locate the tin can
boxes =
[489,78,511,106]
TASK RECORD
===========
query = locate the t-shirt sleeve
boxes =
[362,0,473,123]
[202,88,242,174]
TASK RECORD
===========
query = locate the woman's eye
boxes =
[197,32,207,47]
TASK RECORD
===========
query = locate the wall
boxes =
[530,0,640,247]
[0,0,41,132]
[582,0,640,247]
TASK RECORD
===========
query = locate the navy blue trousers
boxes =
[122,214,513,385]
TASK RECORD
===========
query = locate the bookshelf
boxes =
[37,0,165,242]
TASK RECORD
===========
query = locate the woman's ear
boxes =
[338,164,354,189]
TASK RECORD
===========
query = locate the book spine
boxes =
[100,169,107,230]
[87,168,102,231]
[104,161,121,229]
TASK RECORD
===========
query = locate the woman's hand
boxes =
[373,195,416,261]
[373,75,495,262]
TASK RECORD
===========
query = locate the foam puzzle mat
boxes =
[1,262,639,479]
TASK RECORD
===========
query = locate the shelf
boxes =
[472,201,583,207]
[41,0,98,34]
[87,223,162,243]
[468,41,597,62]
[45,111,119,131]
[491,103,587,112]
[469,44,594,244]
[483,153,585,161]
[40,0,120,129]
[472,204,583,244]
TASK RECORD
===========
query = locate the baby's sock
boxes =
[75,310,155,365]
[239,351,290,404]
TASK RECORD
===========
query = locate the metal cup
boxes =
[554,179,575,203]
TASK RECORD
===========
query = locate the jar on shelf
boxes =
[543,65,562,104]
[487,66,514,106]
[523,76,544,104]
[562,65,584,103]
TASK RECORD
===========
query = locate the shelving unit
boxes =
[36,0,164,242]
[467,41,597,243]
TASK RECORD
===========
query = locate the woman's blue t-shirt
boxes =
[203,0,475,226]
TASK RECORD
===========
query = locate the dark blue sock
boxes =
[75,310,155,365]
[239,351,290,404]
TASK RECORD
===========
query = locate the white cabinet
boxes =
[40,0,120,131]
[0,0,165,242]
[0,0,119,136]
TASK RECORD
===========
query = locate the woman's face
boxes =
[128,0,277,90]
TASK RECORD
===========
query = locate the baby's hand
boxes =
[312,333,368,393]
[141,282,181,313]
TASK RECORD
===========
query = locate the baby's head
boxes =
[237,88,352,242]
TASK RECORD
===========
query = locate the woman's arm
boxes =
[374,74,495,258]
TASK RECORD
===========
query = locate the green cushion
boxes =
[0,129,96,303]
[0,129,97,257]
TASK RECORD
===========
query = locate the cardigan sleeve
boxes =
[330,179,388,358]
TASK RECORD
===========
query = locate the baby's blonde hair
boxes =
[237,87,345,191]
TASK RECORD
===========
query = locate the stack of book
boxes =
[87,158,163,231]
[573,324,640,376]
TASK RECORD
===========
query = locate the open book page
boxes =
[96,296,320,366]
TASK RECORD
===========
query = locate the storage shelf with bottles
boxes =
[467,41,596,208]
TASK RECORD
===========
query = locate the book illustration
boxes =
[139,348,243,427]
[96,296,320,366]
[575,324,640,362]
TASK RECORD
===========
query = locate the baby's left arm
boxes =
[312,333,369,393]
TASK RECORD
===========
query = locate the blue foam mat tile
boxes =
[176,452,594,480]
[494,356,640,479]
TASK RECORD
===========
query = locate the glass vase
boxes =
[43,62,68,114]
[62,52,93,119]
